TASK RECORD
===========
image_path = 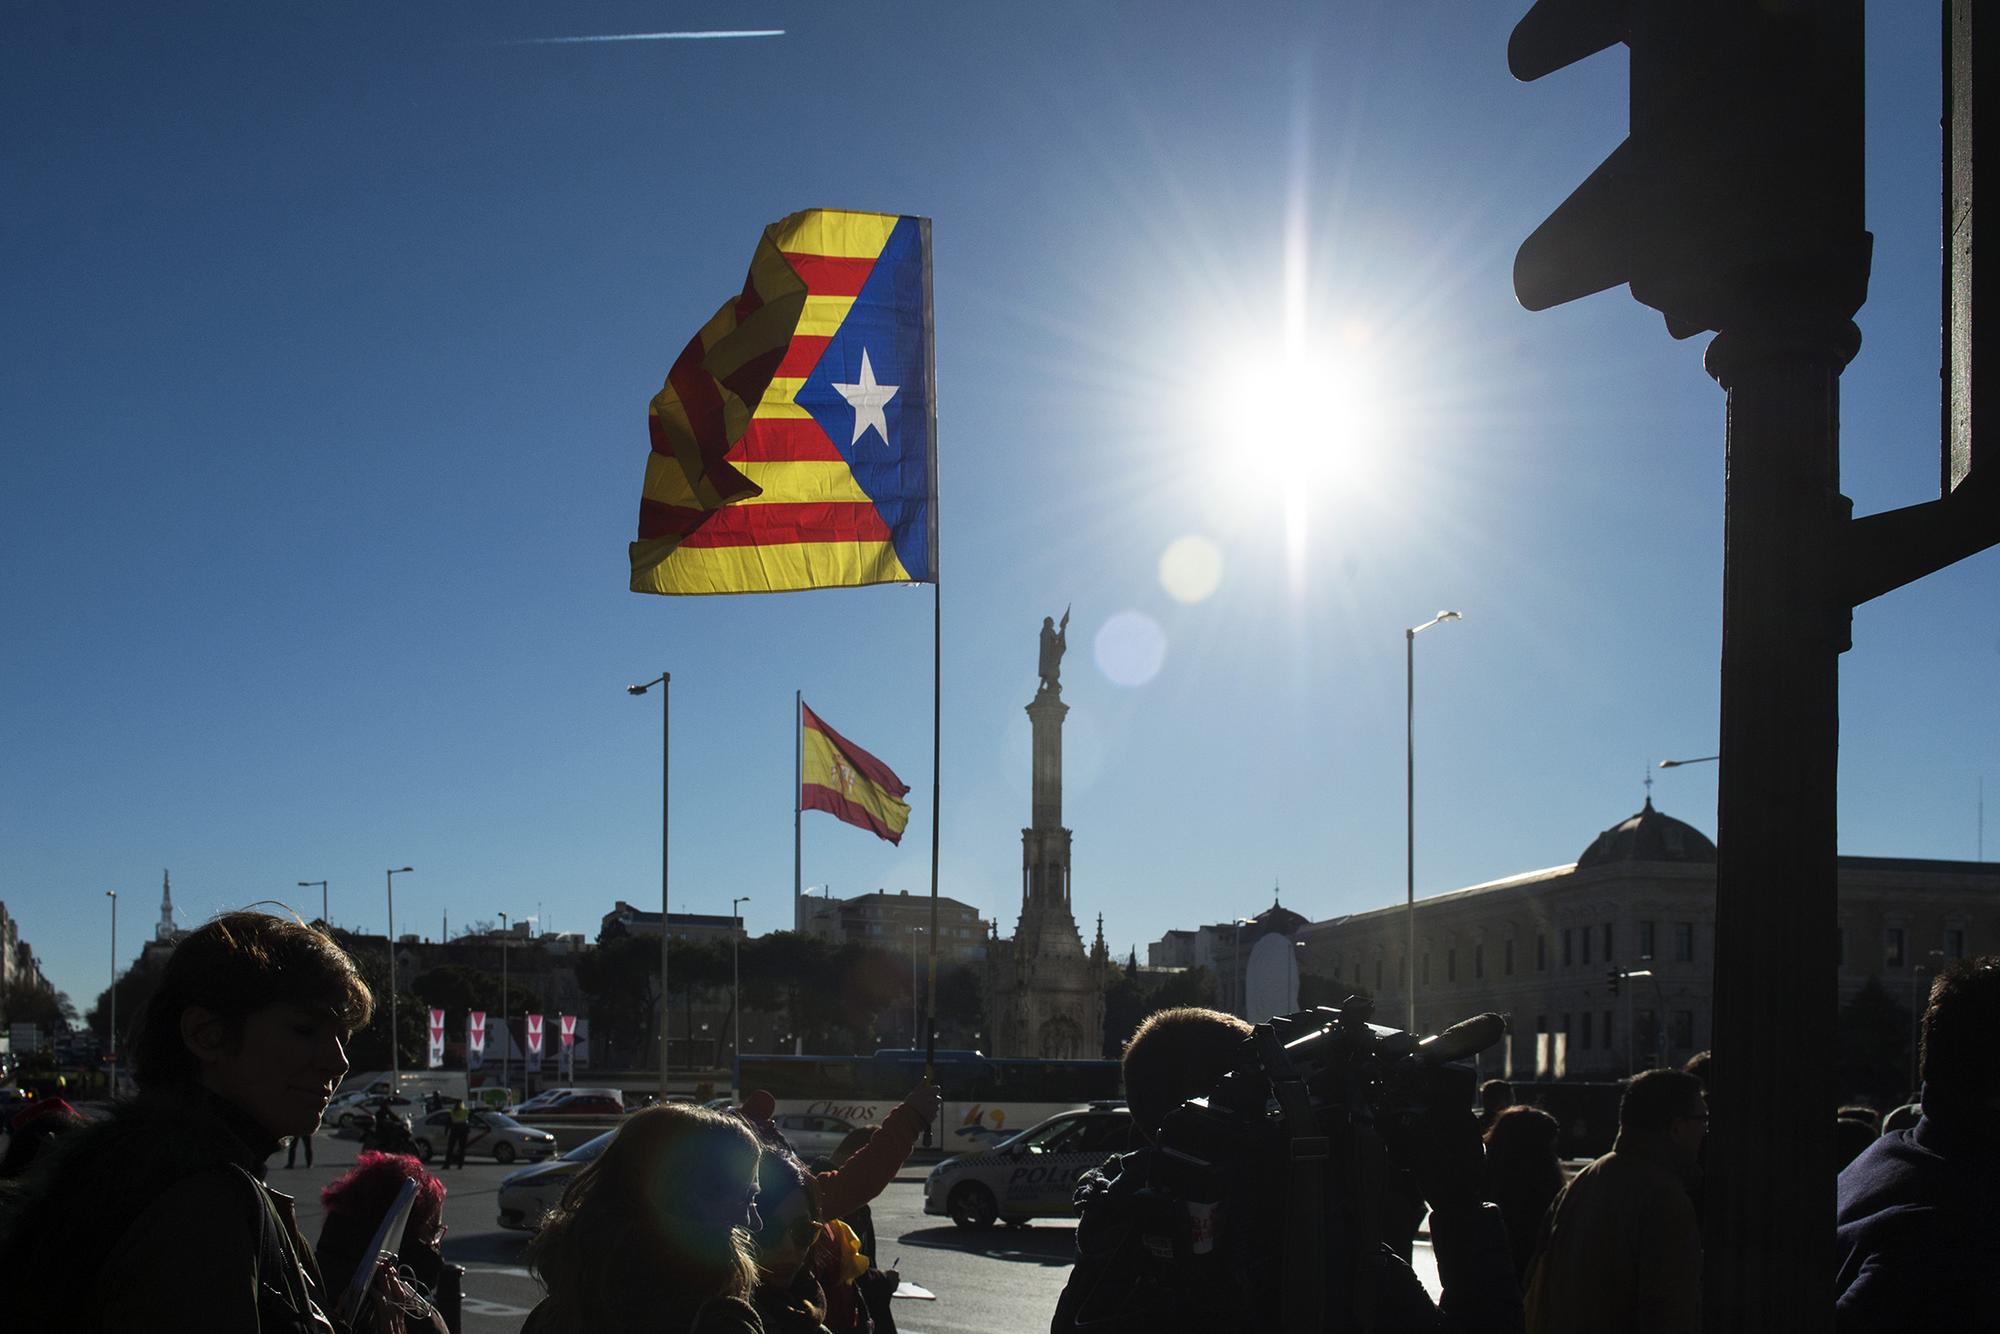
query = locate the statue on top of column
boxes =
[1037,606,1071,693]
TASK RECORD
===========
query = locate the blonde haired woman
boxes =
[524,1104,770,1334]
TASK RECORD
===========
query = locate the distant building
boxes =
[1295,799,2000,1080]
[599,902,745,947]
[986,635,1107,1059]
[1148,900,1308,1019]
[796,889,986,959]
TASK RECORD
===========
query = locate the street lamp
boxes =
[104,891,117,1093]
[298,880,329,927]
[498,912,515,1092]
[1406,609,1462,1032]
[909,927,925,1045]
[627,671,670,1090]
[730,896,750,1077]
[1657,755,1719,769]
[1233,917,1256,1019]
[386,867,414,1081]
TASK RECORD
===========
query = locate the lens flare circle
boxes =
[1159,535,1224,603]
[1094,611,1167,687]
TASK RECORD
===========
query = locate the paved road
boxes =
[280,1130,1441,1333]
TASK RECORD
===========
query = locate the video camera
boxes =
[1138,998,1507,1332]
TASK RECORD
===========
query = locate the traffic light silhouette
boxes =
[1510,0,1869,338]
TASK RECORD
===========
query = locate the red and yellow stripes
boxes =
[632,210,911,596]
[800,700,911,845]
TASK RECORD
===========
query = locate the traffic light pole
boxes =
[1701,314,1859,1332]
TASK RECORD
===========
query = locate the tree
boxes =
[575,934,659,1068]
[1,979,67,1029]
[412,964,541,1019]
[327,929,426,1073]
[85,950,170,1053]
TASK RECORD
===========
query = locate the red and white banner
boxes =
[558,1013,576,1078]
[467,1010,488,1071]
[427,1008,446,1070]
[525,1013,544,1073]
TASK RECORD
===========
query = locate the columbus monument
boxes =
[987,607,1107,1059]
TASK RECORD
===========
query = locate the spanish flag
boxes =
[800,701,911,845]
[631,209,938,595]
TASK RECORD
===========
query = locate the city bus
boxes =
[736,1050,1121,1150]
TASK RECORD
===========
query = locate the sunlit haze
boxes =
[3,3,1990,1012]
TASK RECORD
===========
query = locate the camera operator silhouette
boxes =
[1051,1004,1524,1334]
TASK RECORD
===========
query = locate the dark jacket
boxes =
[1051,1146,1523,1334]
[0,1087,335,1333]
[1524,1129,1700,1334]
[523,1293,768,1334]
[1835,1087,2000,1332]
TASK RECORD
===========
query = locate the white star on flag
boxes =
[832,348,899,447]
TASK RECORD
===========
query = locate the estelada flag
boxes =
[800,700,912,844]
[631,209,937,595]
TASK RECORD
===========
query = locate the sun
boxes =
[1208,337,1387,507]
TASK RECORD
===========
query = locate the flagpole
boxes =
[919,214,941,1148]
[927,580,941,1084]
[794,690,803,927]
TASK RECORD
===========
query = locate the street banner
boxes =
[427,1008,446,1069]
[468,1010,487,1071]
[558,1013,576,1079]
[526,1013,544,1073]
[628,209,938,596]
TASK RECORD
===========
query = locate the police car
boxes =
[923,1102,1133,1229]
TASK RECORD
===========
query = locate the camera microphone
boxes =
[1415,1012,1508,1065]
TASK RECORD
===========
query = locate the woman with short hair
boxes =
[0,910,373,1332]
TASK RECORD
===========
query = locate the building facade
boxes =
[796,889,987,959]
[986,624,1108,1059]
[1296,799,2000,1081]
[599,902,746,947]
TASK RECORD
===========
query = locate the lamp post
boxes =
[1233,917,1255,1019]
[298,880,329,927]
[1406,610,1462,1032]
[498,912,511,1092]
[1657,755,1720,770]
[1619,968,1655,1076]
[730,896,749,1076]
[386,867,414,1081]
[104,891,117,1092]
[909,927,924,1046]
[627,672,670,1090]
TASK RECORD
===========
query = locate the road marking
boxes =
[459,1264,534,1279]
[460,1296,534,1316]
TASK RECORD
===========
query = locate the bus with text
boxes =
[735,1050,1121,1149]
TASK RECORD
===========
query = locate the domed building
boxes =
[1296,799,1997,1083]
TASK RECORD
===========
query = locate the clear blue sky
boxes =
[5,2,1991,1011]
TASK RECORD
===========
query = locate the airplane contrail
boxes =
[503,30,785,45]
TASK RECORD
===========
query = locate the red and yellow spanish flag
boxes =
[800,700,911,845]
[631,209,937,596]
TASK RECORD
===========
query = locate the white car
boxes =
[410,1109,557,1165]
[497,1129,616,1230]
[326,1090,413,1132]
[924,1104,1134,1229]
[506,1088,627,1120]
[772,1111,859,1160]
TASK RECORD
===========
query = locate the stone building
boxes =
[986,618,1108,1059]
[796,888,987,959]
[1296,799,1999,1081]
